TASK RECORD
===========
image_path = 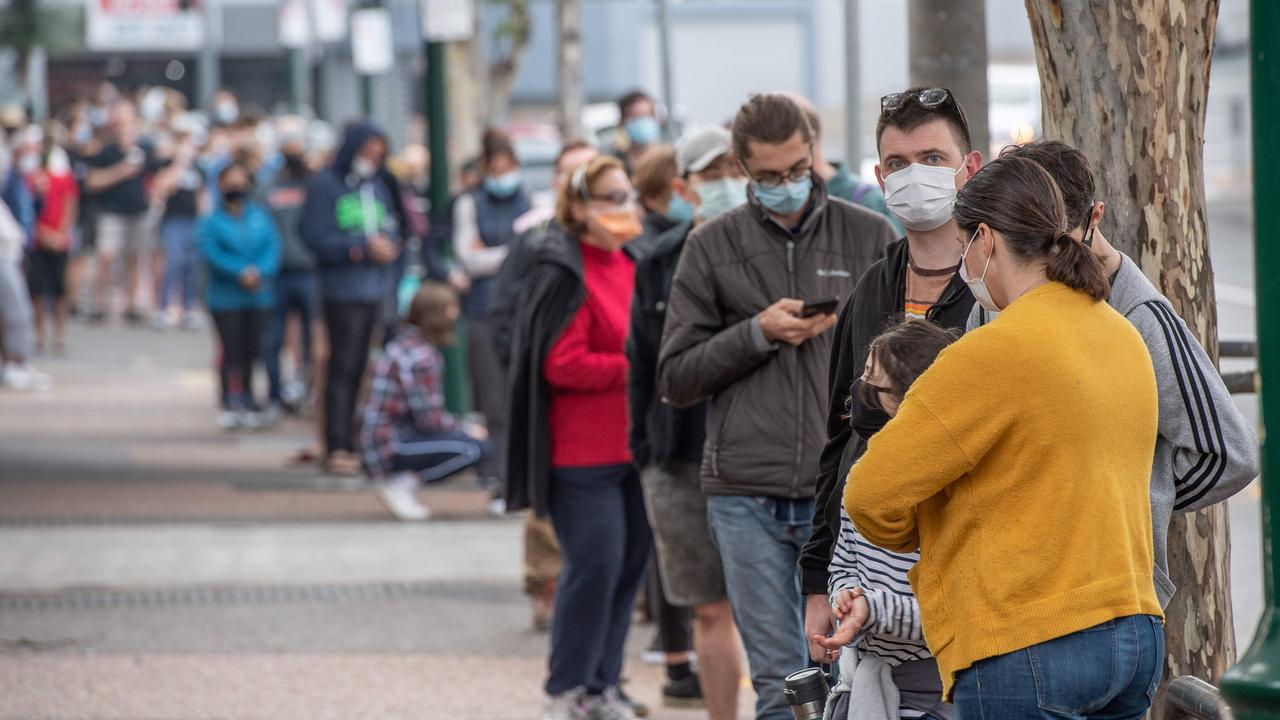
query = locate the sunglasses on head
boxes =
[881,87,955,112]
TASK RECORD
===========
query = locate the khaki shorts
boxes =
[640,462,727,607]
[96,212,154,258]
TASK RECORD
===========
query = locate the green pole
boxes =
[424,38,469,416]
[287,48,303,113]
[360,74,374,118]
[1221,1,1280,717]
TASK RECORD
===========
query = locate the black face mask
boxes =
[284,153,307,175]
[222,188,248,204]
[849,379,891,441]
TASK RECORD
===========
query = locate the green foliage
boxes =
[0,1,84,60]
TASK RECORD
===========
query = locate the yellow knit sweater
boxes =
[845,282,1163,698]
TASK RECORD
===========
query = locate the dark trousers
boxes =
[466,317,508,482]
[211,309,265,411]
[547,464,653,695]
[323,300,380,455]
[390,429,490,483]
[266,271,319,403]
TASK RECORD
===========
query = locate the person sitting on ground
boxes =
[814,317,958,720]
[359,281,489,521]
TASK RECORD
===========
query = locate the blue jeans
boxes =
[706,495,812,720]
[952,615,1164,720]
[265,271,318,403]
[158,218,198,312]
[546,465,653,696]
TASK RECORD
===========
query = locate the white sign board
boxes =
[421,0,473,42]
[314,0,348,42]
[86,0,204,51]
[351,7,394,76]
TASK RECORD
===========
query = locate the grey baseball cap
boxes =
[676,125,733,176]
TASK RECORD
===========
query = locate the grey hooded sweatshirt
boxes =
[969,253,1259,607]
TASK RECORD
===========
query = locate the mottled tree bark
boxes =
[1025,2,1231,714]
[556,0,584,139]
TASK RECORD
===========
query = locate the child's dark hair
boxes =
[853,317,960,415]
[406,281,459,347]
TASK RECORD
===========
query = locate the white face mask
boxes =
[883,162,964,232]
[959,229,1000,312]
[352,156,377,180]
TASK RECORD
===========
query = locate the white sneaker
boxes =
[152,312,171,331]
[2,363,52,391]
[585,689,638,720]
[262,403,285,427]
[487,496,507,517]
[374,473,429,521]
[237,411,265,431]
[216,411,241,430]
[181,313,203,332]
[543,688,592,720]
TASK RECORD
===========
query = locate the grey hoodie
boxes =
[969,253,1259,608]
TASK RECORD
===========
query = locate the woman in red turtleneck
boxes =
[504,155,652,717]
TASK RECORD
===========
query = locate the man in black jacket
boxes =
[798,88,981,662]
[627,125,747,719]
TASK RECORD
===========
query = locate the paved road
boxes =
[0,321,748,719]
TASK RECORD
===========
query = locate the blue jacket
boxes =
[301,122,399,303]
[199,203,281,311]
[1,168,34,246]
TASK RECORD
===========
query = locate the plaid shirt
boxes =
[359,327,459,477]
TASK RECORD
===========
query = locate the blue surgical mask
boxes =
[695,177,749,222]
[753,173,813,215]
[483,170,522,199]
[666,194,695,223]
[625,117,661,146]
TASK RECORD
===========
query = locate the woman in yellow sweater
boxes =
[844,155,1163,719]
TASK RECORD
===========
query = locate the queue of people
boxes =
[0,80,1261,720]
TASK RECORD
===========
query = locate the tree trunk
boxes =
[908,0,989,156]
[486,0,532,125]
[556,0,584,140]
[447,40,482,165]
[1025,2,1232,715]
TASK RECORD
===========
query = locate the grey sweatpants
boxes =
[0,259,35,361]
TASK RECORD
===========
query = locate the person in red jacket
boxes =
[504,155,652,720]
[24,143,79,354]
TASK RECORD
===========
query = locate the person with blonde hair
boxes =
[504,154,651,720]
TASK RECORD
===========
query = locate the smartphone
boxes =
[798,296,839,318]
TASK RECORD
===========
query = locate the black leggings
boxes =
[212,309,265,411]
[323,301,380,455]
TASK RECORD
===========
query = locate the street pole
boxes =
[1221,2,1280,712]
[357,0,379,118]
[197,0,221,112]
[843,0,861,169]
[423,37,469,414]
[655,0,676,140]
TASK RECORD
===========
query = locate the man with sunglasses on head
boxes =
[657,93,895,720]
[799,87,981,685]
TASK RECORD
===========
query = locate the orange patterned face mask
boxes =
[590,207,643,244]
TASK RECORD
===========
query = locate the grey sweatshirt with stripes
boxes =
[970,253,1259,608]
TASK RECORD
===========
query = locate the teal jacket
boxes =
[200,203,281,311]
[827,162,906,237]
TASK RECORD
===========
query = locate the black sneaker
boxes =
[661,672,704,708]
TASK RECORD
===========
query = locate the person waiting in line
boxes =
[614,90,662,175]
[452,128,529,500]
[261,120,319,420]
[199,163,280,431]
[968,139,1259,610]
[846,156,1164,717]
[504,155,651,720]
[150,125,205,331]
[23,139,79,355]
[360,282,490,521]
[631,145,687,253]
[786,93,905,236]
[627,125,749,719]
[301,122,402,475]
[657,94,895,720]
[813,318,958,720]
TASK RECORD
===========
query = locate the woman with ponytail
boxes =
[843,155,1165,718]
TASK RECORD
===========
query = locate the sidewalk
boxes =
[0,321,755,719]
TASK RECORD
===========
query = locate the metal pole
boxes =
[908,0,988,155]
[1220,1,1280,717]
[843,0,861,169]
[197,0,221,112]
[424,38,469,415]
[655,0,676,140]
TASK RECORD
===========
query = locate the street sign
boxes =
[421,0,473,42]
[351,7,394,76]
[279,0,310,49]
[86,0,205,51]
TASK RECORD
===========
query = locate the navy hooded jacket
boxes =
[301,122,400,303]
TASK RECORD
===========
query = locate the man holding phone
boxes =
[657,93,894,720]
